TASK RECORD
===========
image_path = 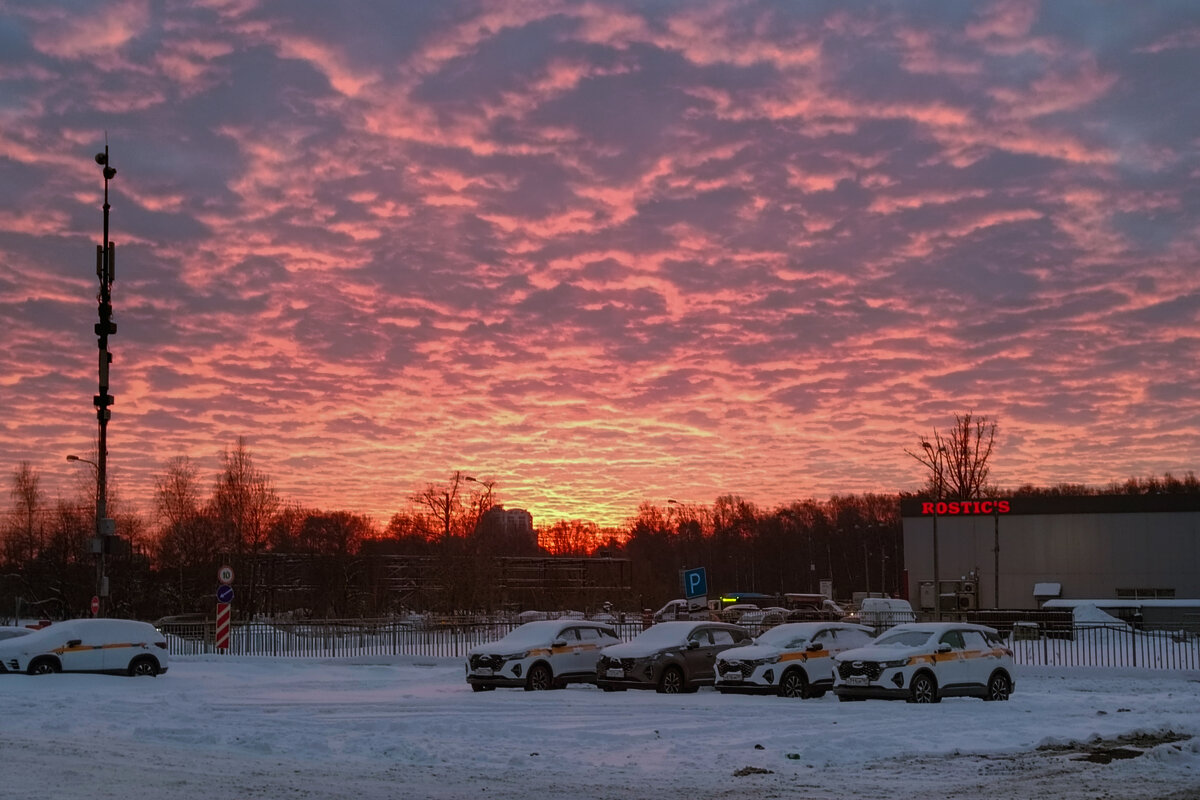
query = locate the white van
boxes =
[652,599,709,623]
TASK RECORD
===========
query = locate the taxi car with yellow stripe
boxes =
[466,619,620,692]
[714,622,873,697]
[0,618,168,676]
[832,622,1013,703]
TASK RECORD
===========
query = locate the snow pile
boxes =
[1073,603,1129,626]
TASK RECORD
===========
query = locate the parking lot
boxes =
[1,655,1198,799]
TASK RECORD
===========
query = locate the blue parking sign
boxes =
[682,567,707,599]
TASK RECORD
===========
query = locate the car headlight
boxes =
[500,651,529,660]
[880,658,908,669]
[742,657,776,668]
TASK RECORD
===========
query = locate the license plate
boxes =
[474,667,493,676]
[845,675,868,686]
[721,676,742,683]
[605,668,624,679]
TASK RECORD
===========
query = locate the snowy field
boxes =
[2,656,1198,800]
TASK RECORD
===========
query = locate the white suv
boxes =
[0,618,168,676]
[832,622,1014,703]
[466,619,620,691]
[715,622,874,697]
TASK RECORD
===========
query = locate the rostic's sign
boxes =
[921,500,1011,515]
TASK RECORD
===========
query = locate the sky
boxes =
[2,0,1199,528]
[0,651,1198,799]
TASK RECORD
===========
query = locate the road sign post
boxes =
[216,565,234,652]
[681,567,708,611]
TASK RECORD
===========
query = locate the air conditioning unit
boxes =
[956,592,977,610]
[960,581,976,595]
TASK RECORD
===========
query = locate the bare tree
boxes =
[210,438,280,555]
[541,519,601,556]
[413,471,496,540]
[154,456,214,567]
[5,462,45,565]
[906,412,998,499]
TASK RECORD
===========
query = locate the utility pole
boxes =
[93,144,118,615]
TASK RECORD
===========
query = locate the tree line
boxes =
[4,417,1196,620]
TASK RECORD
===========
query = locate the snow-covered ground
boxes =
[2,656,1198,800]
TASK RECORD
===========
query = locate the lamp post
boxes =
[921,440,946,620]
[66,454,106,615]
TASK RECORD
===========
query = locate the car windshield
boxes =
[488,623,559,649]
[630,624,692,647]
[754,626,809,649]
[872,630,933,648]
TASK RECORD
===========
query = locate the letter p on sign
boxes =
[683,567,707,599]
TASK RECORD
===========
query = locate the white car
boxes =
[0,619,169,676]
[832,622,1014,703]
[0,626,34,642]
[466,619,620,691]
[715,622,874,697]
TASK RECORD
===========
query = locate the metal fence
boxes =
[159,617,1200,670]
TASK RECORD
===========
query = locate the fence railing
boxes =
[159,617,1200,670]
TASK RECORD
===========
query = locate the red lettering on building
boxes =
[924,499,1012,516]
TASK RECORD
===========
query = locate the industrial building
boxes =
[900,494,1200,614]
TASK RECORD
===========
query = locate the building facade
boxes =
[901,494,1200,611]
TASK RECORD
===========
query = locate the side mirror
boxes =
[686,640,700,649]
[936,643,952,654]
[552,638,568,648]
[807,642,823,652]
[67,639,82,648]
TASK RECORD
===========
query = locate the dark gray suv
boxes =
[595,621,751,693]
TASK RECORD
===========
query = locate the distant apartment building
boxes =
[477,505,537,553]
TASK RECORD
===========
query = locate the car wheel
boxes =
[657,666,685,694]
[984,672,1011,701]
[471,684,495,692]
[908,673,939,703]
[525,663,553,691]
[27,657,60,676]
[128,656,160,677]
[778,669,809,699]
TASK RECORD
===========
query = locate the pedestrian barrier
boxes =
[155,617,1200,669]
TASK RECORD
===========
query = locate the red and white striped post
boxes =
[216,565,234,652]
[215,601,231,651]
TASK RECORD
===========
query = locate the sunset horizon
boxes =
[3,1,1198,531]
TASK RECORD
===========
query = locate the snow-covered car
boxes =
[466,619,620,692]
[0,626,34,642]
[0,618,169,676]
[715,622,874,697]
[832,622,1014,703]
[595,621,751,693]
[734,606,790,629]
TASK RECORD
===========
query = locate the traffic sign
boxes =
[90,595,100,616]
[217,584,234,603]
[682,567,707,599]
[217,565,235,585]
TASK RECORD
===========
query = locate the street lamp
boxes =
[921,440,947,620]
[65,454,96,467]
